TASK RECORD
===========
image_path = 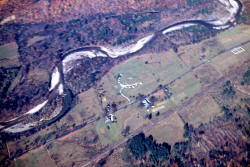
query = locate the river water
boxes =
[0,0,242,133]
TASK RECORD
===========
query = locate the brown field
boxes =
[179,94,222,128]
[8,118,105,167]
[0,42,18,60]
[61,88,103,126]
[193,64,222,88]
[48,124,104,167]
[101,147,130,167]
[27,36,48,47]
[169,73,201,105]
[216,25,250,48]
[148,90,176,115]
[121,107,148,132]
[14,147,56,167]
[8,69,22,91]
[0,42,19,67]
[27,66,50,83]
[7,126,57,159]
[211,42,250,75]
[145,113,186,145]
[96,71,128,109]
[6,89,104,161]
[177,39,217,68]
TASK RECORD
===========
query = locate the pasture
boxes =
[116,105,148,131]
[169,73,201,106]
[177,39,220,68]
[27,36,48,47]
[14,147,56,167]
[95,118,122,146]
[211,42,250,74]
[47,124,103,167]
[96,71,127,109]
[216,25,250,49]
[60,88,103,126]
[193,64,222,88]
[98,50,188,107]
[145,113,186,145]
[176,25,250,71]
[179,95,222,128]
[0,42,19,67]
[12,25,250,166]
[0,42,18,60]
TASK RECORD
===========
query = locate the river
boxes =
[0,0,242,134]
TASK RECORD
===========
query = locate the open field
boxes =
[94,63,250,167]
[96,72,127,109]
[113,52,188,96]
[145,112,185,145]
[60,88,103,126]
[143,72,201,119]
[177,25,250,69]
[211,42,250,75]
[93,25,250,149]
[216,25,250,49]
[95,118,122,146]
[169,73,201,105]
[0,42,18,60]
[47,124,103,167]
[97,50,188,107]
[92,26,250,148]
[27,36,48,47]
[179,94,222,128]
[7,127,57,159]
[206,25,250,57]
[26,66,50,84]
[116,104,149,131]
[94,54,200,146]
[177,39,219,68]
[0,42,19,67]
[147,90,176,116]
[13,147,56,167]
[8,69,22,92]
[193,64,222,88]
[3,24,250,167]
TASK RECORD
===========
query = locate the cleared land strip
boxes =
[81,60,250,167]
[11,40,250,161]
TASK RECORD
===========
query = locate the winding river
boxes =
[0,0,242,133]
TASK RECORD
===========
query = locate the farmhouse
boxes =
[142,99,151,108]
[105,114,117,124]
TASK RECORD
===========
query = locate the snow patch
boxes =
[62,35,153,73]
[162,23,197,35]
[209,0,239,27]
[25,100,48,114]
[49,67,60,91]
[58,83,63,95]
[4,122,35,133]
[212,25,230,30]
[62,50,107,73]
[0,15,15,25]
[101,34,154,58]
